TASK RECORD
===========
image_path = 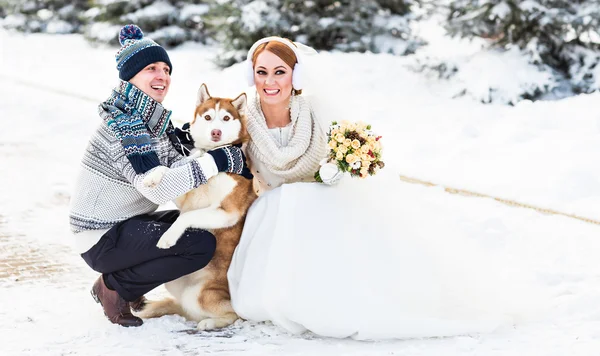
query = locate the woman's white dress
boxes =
[228,128,538,340]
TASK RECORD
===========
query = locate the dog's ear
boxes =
[231,93,247,113]
[196,83,211,106]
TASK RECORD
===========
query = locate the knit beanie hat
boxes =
[115,24,173,81]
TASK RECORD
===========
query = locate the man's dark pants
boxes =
[81,210,216,301]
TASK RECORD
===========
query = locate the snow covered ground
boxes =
[1,26,600,355]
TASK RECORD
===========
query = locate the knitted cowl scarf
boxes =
[99,80,182,174]
[246,91,328,183]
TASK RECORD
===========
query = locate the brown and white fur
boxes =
[137,84,258,330]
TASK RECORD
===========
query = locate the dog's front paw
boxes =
[197,318,217,331]
[156,228,182,249]
[143,166,169,188]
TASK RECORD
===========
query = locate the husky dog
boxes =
[138,84,257,330]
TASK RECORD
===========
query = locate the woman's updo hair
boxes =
[252,40,302,96]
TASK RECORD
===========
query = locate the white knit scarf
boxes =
[246,91,327,183]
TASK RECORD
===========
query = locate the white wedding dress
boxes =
[227,169,540,340]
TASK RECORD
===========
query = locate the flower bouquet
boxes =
[315,120,385,184]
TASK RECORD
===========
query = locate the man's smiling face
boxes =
[129,61,171,103]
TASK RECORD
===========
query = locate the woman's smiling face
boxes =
[253,50,293,106]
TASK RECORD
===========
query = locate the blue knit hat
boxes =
[115,24,173,81]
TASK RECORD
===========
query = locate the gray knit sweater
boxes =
[69,120,216,253]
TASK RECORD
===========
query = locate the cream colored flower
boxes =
[351,139,361,149]
[335,133,345,143]
[328,140,337,149]
[336,151,344,161]
[345,154,358,164]
[360,168,369,178]
[343,138,352,147]
[362,160,370,168]
[338,145,348,154]
[360,145,370,154]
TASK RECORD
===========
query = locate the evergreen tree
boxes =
[205,0,422,67]
[1,0,422,69]
[83,0,211,47]
[445,0,600,94]
[0,0,91,33]
[1,0,212,47]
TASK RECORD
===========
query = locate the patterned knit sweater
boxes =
[69,114,215,254]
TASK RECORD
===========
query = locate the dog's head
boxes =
[189,83,248,150]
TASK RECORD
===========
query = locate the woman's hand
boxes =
[319,162,343,185]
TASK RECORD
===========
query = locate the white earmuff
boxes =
[291,62,303,90]
[246,58,255,87]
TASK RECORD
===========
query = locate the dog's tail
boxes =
[136,298,186,320]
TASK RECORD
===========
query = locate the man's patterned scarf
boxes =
[98,80,187,174]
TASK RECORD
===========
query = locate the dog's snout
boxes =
[211,129,222,139]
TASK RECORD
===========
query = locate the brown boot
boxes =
[129,295,147,312]
[90,276,143,327]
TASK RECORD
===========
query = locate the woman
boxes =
[227,37,535,339]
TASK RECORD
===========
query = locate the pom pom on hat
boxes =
[119,24,144,46]
[115,24,173,81]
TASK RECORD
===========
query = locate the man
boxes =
[69,24,250,327]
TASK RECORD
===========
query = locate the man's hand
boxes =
[207,144,253,179]
[168,122,195,156]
